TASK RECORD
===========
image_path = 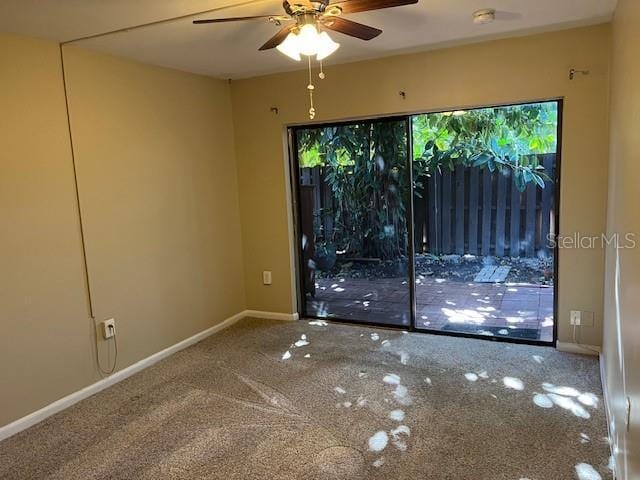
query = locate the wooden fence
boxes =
[300,153,556,259]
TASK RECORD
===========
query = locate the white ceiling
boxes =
[0,0,616,79]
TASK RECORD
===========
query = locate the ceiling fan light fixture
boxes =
[275,24,340,61]
[297,23,322,56]
[316,32,340,61]
[194,0,420,120]
[276,32,302,60]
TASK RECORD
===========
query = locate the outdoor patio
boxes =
[298,105,558,345]
[308,277,554,342]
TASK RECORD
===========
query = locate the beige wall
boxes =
[231,24,611,346]
[602,0,640,477]
[0,33,94,427]
[0,34,245,426]
[64,46,246,371]
[0,21,617,430]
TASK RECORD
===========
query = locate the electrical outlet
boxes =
[570,310,581,326]
[263,271,272,285]
[102,318,116,339]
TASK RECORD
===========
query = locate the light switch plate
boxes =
[263,271,272,285]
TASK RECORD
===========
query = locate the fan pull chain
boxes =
[319,60,325,80]
[307,56,316,120]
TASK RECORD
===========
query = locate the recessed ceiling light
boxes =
[473,8,496,25]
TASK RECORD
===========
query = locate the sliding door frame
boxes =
[289,114,413,331]
[406,116,418,334]
[287,98,562,346]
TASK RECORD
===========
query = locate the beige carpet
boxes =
[0,318,611,479]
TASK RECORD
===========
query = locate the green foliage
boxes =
[297,102,559,263]
[412,102,558,192]
[297,121,409,261]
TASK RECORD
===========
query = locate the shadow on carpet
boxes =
[0,318,611,480]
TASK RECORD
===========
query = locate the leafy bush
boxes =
[412,102,558,192]
[297,120,409,262]
[297,102,559,264]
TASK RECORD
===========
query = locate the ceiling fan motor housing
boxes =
[284,0,331,16]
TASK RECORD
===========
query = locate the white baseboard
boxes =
[0,309,299,441]
[556,341,601,356]
[599,353,618,479]
[0,311,247,442]
[243,310,299,321]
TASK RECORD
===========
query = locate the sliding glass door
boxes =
[292,118,412,327]
[292,100,560,344]
[411,101,559,343]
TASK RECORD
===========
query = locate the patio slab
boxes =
[307,276,554,342]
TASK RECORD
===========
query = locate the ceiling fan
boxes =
[194,0,418,57]
[194,0,419,118]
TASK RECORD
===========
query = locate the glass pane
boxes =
[412,101,558,342]
[296,119,411,327]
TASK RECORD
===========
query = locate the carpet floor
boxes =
[0,318,611,479]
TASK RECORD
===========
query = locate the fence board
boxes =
[427,174,439,254]
[312,168,321,210]
[455,166,465,254]
[525,183,537,257]
[303,153,557,259]
[495,172,507,256]
[442,168,452,253]
[541,155,554,255]
[481,169,492,256]
[413,184,427,252]
[468,167,479,255]
[299,185,316,295]
[321,170,334,240]
[301,168,311,185]
[510,178,521,257]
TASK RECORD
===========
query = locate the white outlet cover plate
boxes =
[570,310,581,325]
[102,319,116,339]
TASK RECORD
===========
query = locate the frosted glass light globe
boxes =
[297,23,321,56]
[276,32,302,61]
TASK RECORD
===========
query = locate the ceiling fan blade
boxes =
[259,24,295,50]
[329,0,418,14]
[193,15,285,24]
[322,17,382,40]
